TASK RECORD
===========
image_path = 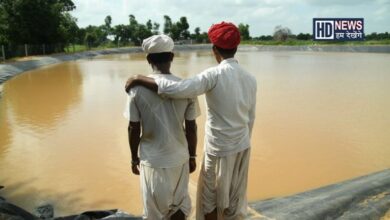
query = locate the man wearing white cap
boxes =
[124,34,200,220]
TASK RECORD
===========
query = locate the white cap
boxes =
[142,34,174,54]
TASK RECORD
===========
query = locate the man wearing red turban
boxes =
[125,21,257,220]
[208,21,241,50]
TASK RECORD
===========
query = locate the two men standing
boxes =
[125,22,257,220]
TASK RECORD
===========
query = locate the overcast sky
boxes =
[70,0,389,36]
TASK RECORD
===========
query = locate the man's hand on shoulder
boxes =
[125,75,140,93]
[125,75,158,93]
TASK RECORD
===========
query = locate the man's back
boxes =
[155,58,257,156]
[203,58,257,156]
[125,73,199,168]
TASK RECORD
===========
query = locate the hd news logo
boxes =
[313,18,364,41]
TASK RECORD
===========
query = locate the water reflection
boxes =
[0,99,12,156]
[3,63,83,132]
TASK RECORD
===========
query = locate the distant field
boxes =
[6,40,388,62]
[64,40,390,53]
[64,43,136,53]
[241,39,390,46]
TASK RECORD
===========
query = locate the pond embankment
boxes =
[249,169,390,220]
[1,169,389,219]
[1,44,390,85]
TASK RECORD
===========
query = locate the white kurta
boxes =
[125,72,201,219]
[155,58,257,219]
[125,73,200,168]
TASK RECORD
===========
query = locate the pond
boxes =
[0,50,389,216]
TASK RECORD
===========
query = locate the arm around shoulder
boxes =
[156,68,218,99]
[125,75,158,93]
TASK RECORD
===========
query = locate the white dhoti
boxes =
[140,162,191,220]
[196,148,250,220]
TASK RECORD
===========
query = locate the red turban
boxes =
[208,22,240,49]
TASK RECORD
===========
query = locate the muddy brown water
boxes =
[0,51,389,216]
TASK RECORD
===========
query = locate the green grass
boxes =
[359,40,390,45]
[6,40,389,62]
[241,39,390,46]
[64,42,136,53]
[64,44,87,53]
[63,40,390,53]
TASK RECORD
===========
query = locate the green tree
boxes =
[200,32,209,43]
[192,27,204,43]
[85,32,97,48]
[194,27,200,36]
[105,15,112,27]
[135,24,153,45]
[257,35,273,40]
[0,3,8,44]
[59,12,79,45]
[163,16,191,41]
[76,27,86,44]
[238,23,250,40]
[170,24,181,40]
[163,15,172,35]
[146,19,153,31]
[104,15,112,35]
[125,15,153,45]
[83,25,106,47]
[0,0,77,45]
[152,22,160,35]
[58,0,76,11]
[297,33,311,40]
[129,14,138,27]
[113,24,131,45]
[367,32,377,40]
[128,14,138,44]
[178,16,190,39]
[367,32,390,40]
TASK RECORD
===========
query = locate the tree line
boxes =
[0,0,78,55]
[0,0,252,49]
[0,0,389,57]
[82,15,210,48]
[256,26,390,42]
[0,0,250,50]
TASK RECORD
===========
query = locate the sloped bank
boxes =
[249,169,390,220]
